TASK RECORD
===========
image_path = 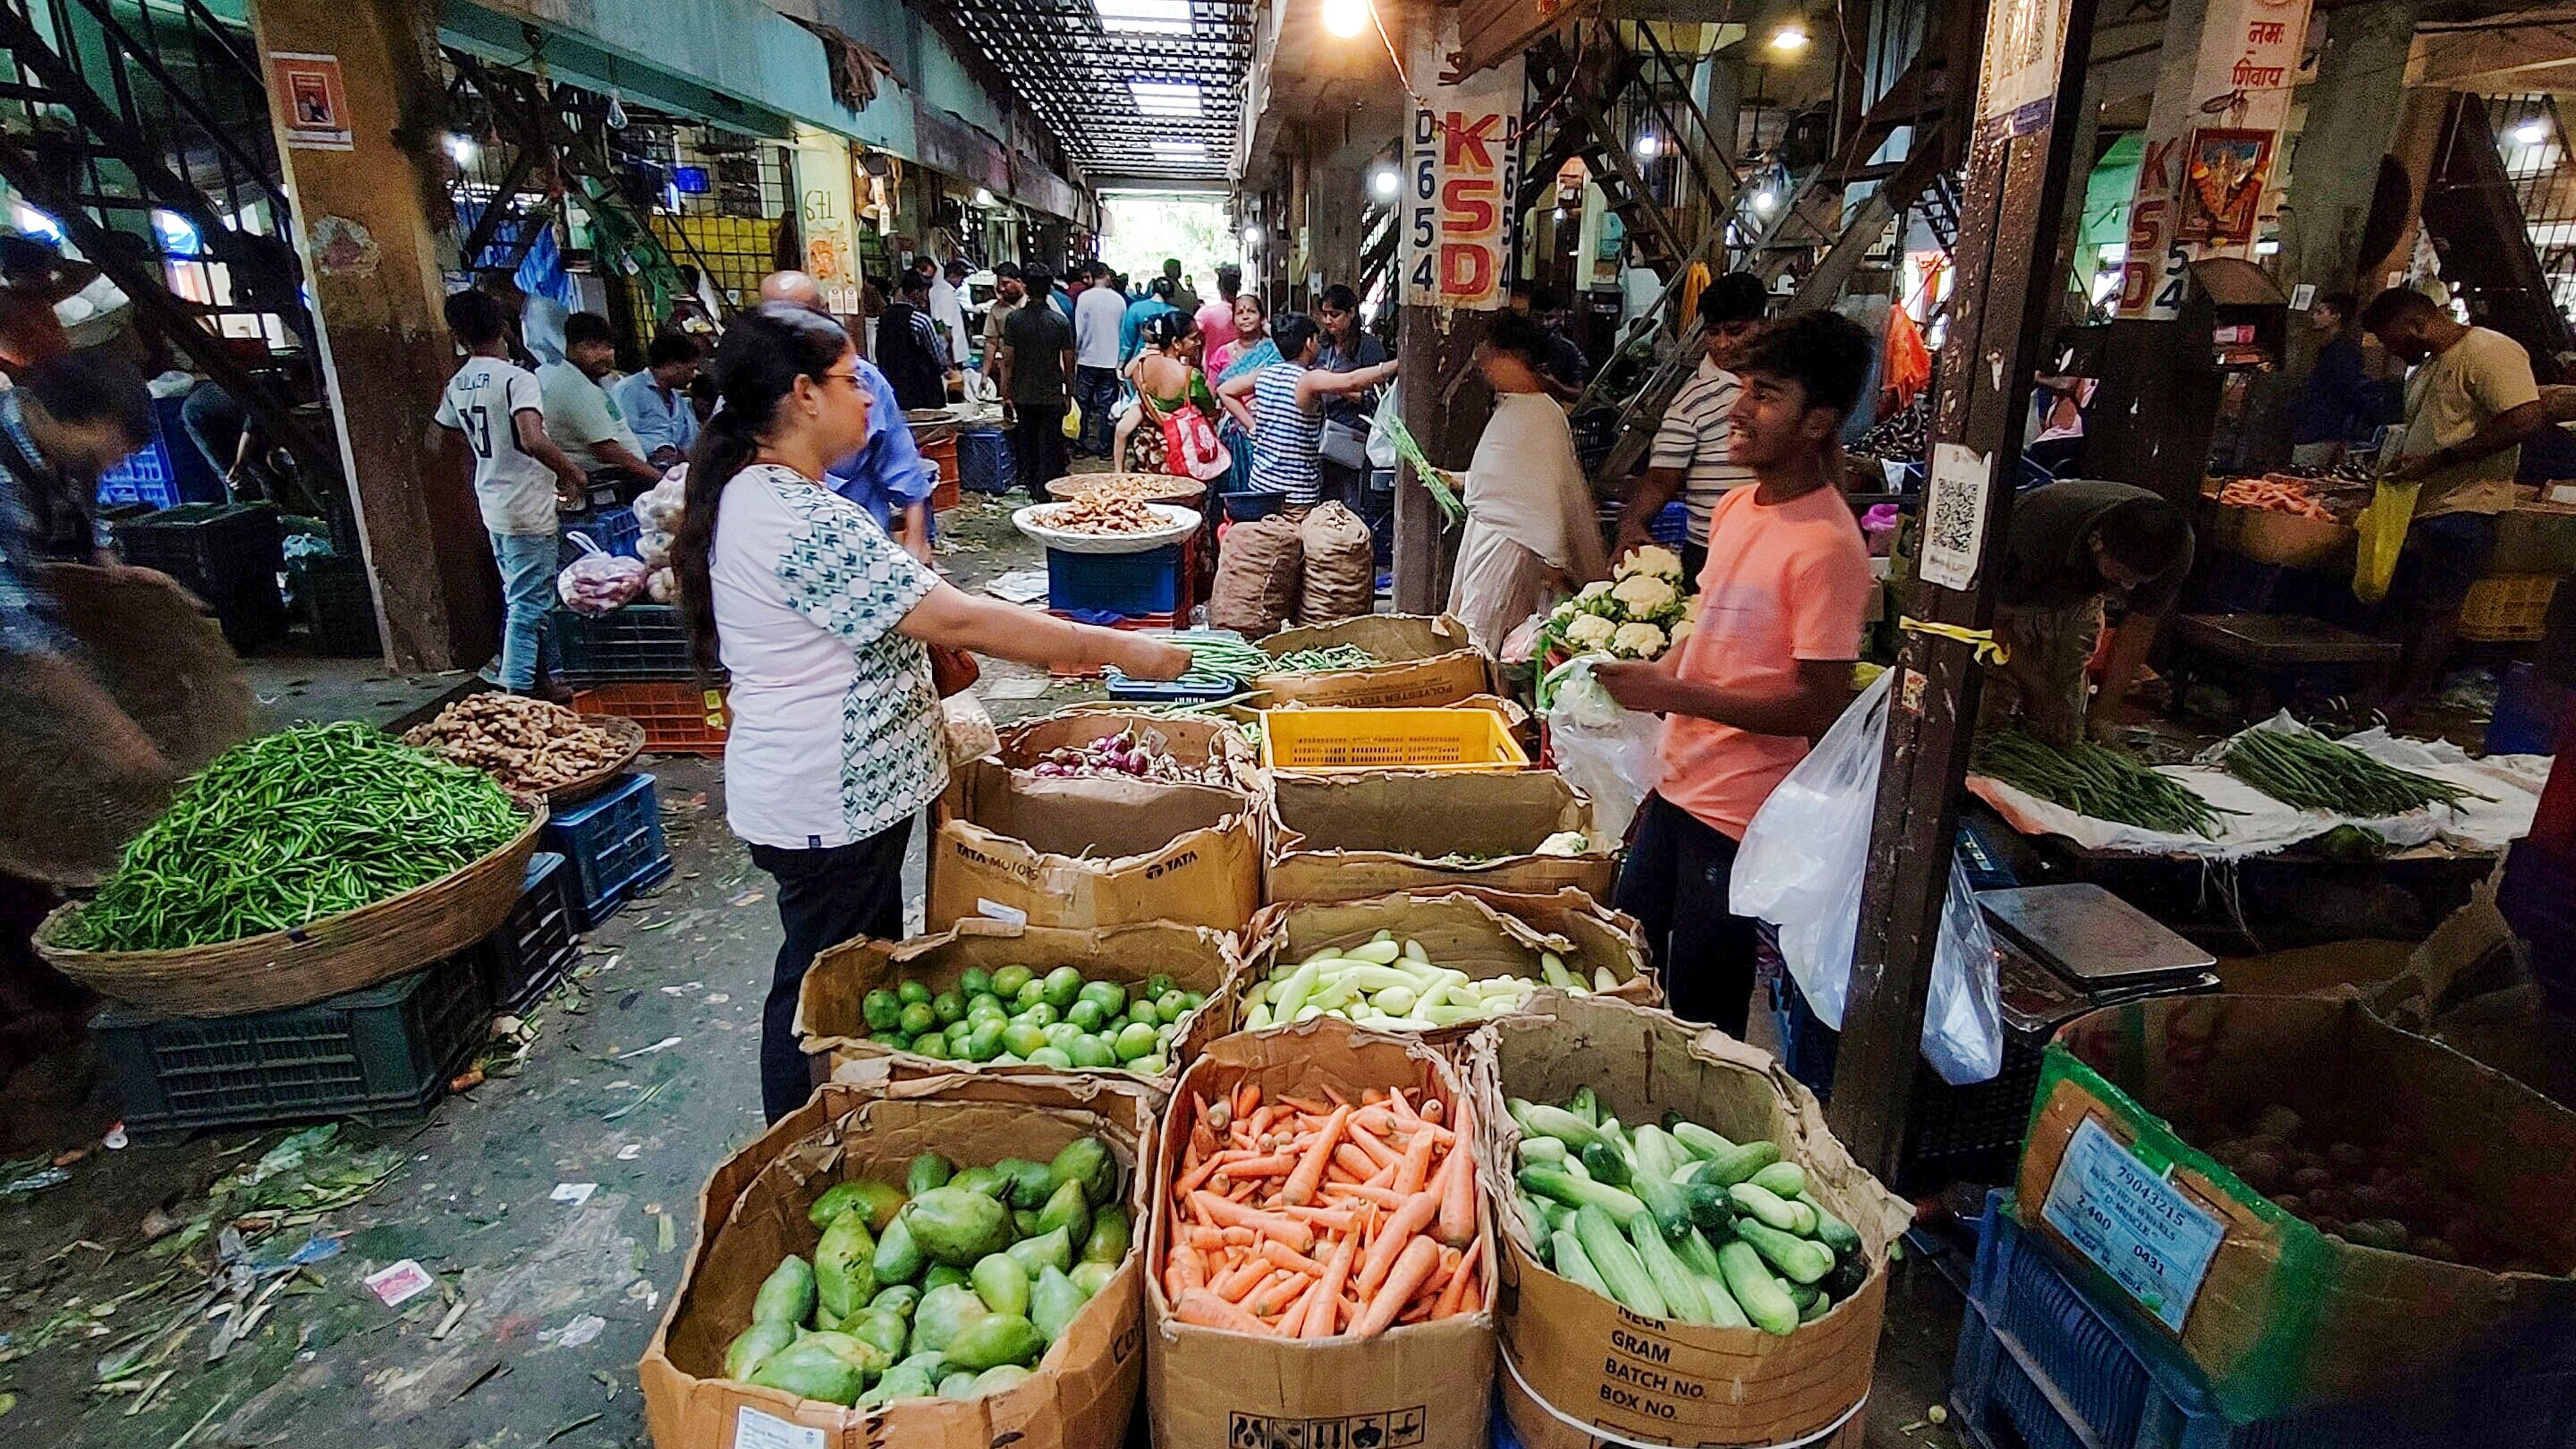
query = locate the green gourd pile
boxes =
[51,722,527,952]
[1508,1088,1872,1337]
[722,1137,1131,1407]
[860,968,1204,1075]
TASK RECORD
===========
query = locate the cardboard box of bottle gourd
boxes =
[795,917,1243,1096]
[1468,993,1910,1449]
[1238,887,1658,1046]
[928,755,1265,933]
[639,1071,1155,1449]
[2018,994,2576,1423]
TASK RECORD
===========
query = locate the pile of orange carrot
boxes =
[2220,475,2340,521]
[1161,1079,1484,1338]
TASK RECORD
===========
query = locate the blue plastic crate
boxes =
[95,434,183,512]
[559,504,642,566]
[476,852,584,1012]
[2490,661,2573,755]
[958,427,1015,494]
[1649,500,1688,544]
[1953,1192,2576,1449]
[539,771,672,928]
[1047,543,1183,618]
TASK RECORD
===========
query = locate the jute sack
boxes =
[1210,511,1304,636]
[1295,502,1375,626]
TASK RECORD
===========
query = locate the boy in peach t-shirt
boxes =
[1598,311,1876,1035]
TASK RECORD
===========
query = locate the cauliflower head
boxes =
[1623,544,1685,582]
[1565,613,1618,648]
[1611,573,1680,616]
[1611,621,1668,658]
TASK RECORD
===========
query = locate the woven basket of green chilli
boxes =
[32,803,548,1018]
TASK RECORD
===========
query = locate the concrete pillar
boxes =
[2281,0,2418,327]
[1309,147,1366,296]
[249,0,495,672]
[2380,83,2452,292]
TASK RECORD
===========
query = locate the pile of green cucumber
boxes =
[1507,1088,1869,1336]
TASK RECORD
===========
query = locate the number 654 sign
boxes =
[1403,60,1522,313]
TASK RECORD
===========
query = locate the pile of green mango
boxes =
[858,967,1205,1076]
[721,1136,1131,1409]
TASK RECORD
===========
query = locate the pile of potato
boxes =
[2197,1105,2551,1272]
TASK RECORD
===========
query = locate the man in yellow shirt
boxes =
[2359,288,2547,701]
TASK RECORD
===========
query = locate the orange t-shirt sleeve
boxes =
[1785,536,1873,662]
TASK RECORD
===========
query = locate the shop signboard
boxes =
[2115,0,2312,320]
[1403,58,1523,314]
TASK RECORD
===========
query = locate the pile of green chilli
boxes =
[53,722,527,953]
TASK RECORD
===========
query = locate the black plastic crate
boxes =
[477,851,582,1013]
[288,553,381,657]
[552,604,693,684]
[541,771,672,928]
[112,502,286,649]
[94,953,491,1141]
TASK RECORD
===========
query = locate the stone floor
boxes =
[0,485,1973,1449]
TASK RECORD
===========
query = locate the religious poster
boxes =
[267,51,352,152]
[1402,58,1523,313]
[2175,129,2273,246]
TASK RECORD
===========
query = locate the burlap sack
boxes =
[1209,511,1304,636]
[1295,501,1375,625]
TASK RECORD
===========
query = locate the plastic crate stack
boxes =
[1951,1193,2574,1449]
[288,552,381,657]
[94,844,632,1139]
[1046,542,1192,627]
[110,503,287,650]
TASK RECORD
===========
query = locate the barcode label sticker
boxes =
[733,1406,825,1449]
[1919,442,1992,591]
[2042,1115,2224,1332]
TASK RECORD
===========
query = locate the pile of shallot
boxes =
[1024,725,1232,786]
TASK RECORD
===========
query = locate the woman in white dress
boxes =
[1446,310,1611,651]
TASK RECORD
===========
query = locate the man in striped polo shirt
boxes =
[1614,272,1771,575]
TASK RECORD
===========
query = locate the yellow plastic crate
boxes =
[1258,707,1529,773]
[2459,573,2558,643]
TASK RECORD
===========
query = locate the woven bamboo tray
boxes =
[35,805,548,1018]
[544,716,646,806]
[1044,473,1209,505]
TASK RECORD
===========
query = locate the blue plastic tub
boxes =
[1953,1191,2576,1449]
[958,427,1015,494]
[539,772,672,928]
[1047,543,1184,618]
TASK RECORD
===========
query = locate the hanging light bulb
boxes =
[1321,0,1370,39]
[1243,224,1263,245]
[1770,22,1809,50]
[975,186,997,207]
[1634,133,1661,160]
[1752,189,1779,213]
[2516,118,2550,146]
[444,133,477,166]
[605,90,629,129]
[1371,168,1400,199]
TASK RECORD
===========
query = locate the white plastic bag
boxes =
[556,532,648,616]
[1539,655,1662,842]
[1731,671,2005,1085]
[1366,387,1400,471]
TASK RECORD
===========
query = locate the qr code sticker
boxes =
[1919,443,1990,591]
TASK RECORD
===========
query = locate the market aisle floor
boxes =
[0,486,1969,1449]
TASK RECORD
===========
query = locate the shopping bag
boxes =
[1730,671,2005,1085]
[1539,655,1664,842]
[1366,388,1400,470]
[1161,405,1231,481]
[1063,397,1081,439]
[2351,479,2419,604]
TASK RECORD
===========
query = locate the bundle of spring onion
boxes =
[1243,930,1617,1032]
[1972,729,2229,837]
[51,723,527,952]
[2218,726,2486,816]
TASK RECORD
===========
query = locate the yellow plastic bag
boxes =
[1063,397,1081,439]
[2351,480,2420,604]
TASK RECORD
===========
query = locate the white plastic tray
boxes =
[1011,502,1202,554]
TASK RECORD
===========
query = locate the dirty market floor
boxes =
[0,486,1971,1449]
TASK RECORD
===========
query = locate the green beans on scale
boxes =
[1165,634,1274,679]
[2219,726,2486,816]
[1973,730,2229,838]
[53,722,526,953]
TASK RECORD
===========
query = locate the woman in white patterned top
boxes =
[673,304,1190,1120]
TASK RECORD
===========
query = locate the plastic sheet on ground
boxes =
[1968,764,2341,860]
[2332,726,2549,853]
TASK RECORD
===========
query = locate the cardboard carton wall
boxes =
[1265,769,1618,904]
[930,760,1264,931]
[1254,614,1493,709]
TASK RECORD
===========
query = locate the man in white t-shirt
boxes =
[1071,261,1128,457]
[1616,272,1771,576]
[434,289,588,697]
[539,311,659,487]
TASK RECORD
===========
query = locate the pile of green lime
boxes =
[860,966,1204,1076]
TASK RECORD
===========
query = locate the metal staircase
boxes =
[1521,20,1742,284]
[0,0,347,526]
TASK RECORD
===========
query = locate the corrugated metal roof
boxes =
[946,0,1252,181]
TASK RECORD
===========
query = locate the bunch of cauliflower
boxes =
[1542,545,1696,660]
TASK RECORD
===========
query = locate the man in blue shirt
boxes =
[611,331,702,468]
[759,270,936,562]
[1120,276,1179,364]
